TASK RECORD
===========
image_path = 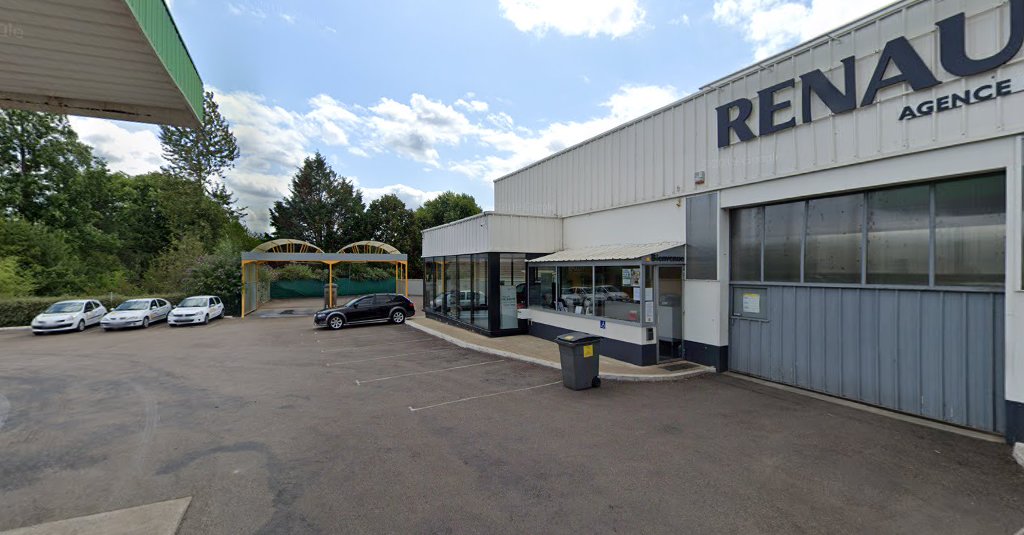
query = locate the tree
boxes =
[269,152,365,251]
[0,110,94,222]
[159,91,243,218]
[363,194,422,276]
[414,191,482,230]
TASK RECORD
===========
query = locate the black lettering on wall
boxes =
[937,0,1023,77]
[716,98,756,148]
[861,37,940,106]
[799,56,857,123]
[758,79,797,136]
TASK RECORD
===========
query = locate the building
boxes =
[421,0,1024,444]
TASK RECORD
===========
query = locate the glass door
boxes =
[655,266,684,362]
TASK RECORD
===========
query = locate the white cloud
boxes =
[280,13,295,24]
[227,2,266,18]
[499,0,646,38]
[712,0,894,60]
[450,83,682,180]
[69,117,165,175]
[669,14,690,26]
[362,94,475,166]
[455,99,489,113]
[354,180,442,209]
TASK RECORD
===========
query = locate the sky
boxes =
[71,0,895,233]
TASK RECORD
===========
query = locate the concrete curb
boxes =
[0,326,30,331]
[405,320,713,382]
[1014,443,1024,469]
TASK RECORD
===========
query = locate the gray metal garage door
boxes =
[728,286,1005,434]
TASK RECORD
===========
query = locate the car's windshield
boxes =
[44,302,84,313]
[344,297,366,307]
[178,298,207,307]
[115,300,149,311]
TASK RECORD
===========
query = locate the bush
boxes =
[348,263,393,282]
[272,264,326,282]
[182,242,243,316]
[0,293,189,328]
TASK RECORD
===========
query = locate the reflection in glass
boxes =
[805,194,863,283]
[764,202,803,282]
[935,174,1005,286]
[557,266,594,315]
[594,266,641,322]
[528,266,557,310]
[472,254,488,328]
[729,207,762,281]
[867,185,929,285]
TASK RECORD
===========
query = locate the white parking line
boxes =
[355,360,504,385]
[325,347,462,366]
[318,337,437,352]
[408,381,562,412]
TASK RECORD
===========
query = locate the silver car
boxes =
[101,298,171,330]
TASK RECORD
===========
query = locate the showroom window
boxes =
[424,259,435,312]
[593,266,642,322]
[499,254,526,329]
[443,256,457,317]
[686,192,719,280]
[728,173,1005,288]
[472,254,488,328]
[557,266,594,315]
[528,266,557,310]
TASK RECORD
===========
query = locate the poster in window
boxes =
[742,293,761,314]
[622,269,631,286]
[631,270,640,286]
[500,286,517,328]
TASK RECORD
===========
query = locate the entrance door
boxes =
[655,266,684,362]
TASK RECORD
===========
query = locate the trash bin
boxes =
[554,332,602,390]
[323,283,337,308]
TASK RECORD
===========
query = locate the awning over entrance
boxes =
[0,0,203,127]
[528,242,685,263]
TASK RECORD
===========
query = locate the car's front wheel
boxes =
[390,309,406,324]
[202,314,209,325]
[76,320,85,332]
[142,317,150,329]
[327,314,345,330]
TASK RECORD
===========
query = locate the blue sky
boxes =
[71,0,893,232]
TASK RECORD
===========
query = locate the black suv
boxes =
[314,293,416,330]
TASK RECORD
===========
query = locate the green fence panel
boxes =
[270,279,328,298]
[337,278,397,295]
[270,278,398,299]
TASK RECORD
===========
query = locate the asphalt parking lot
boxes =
[1,316,1023,534]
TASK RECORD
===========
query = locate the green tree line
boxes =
[0,92,482,302]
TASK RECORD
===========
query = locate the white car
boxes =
[168,295,224,326]
[101,298,172,330]
[31,300,106,335]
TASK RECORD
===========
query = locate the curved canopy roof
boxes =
[252,239,324,254]
[338,241,401,254]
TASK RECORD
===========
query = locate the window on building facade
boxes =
[443,257,457,317]
[805,194,863,283]
[528,266,557,310]
[686,192,718,280]
[935,174,1005,286]
[472,254,488,328]
[424,259,435,312]
[499,254,526,329]
[593,266,641,322]
[764,202,803,282]
[558,266,594,315]
[867,185,930,285]
[729,207,762,282]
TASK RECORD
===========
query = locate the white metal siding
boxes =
[422,213,561,257]
[494,0,1024,217]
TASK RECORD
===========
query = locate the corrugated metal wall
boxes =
[422,213,561,257]
[729,286,1005,434]
[494,0,1024,217]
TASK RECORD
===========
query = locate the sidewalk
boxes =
[406,316,714,382]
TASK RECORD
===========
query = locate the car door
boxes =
[371,295,393,320]
[156,299,170,320]
[347,296,374,322]
[86,301,103,325]
[207,297,217,318]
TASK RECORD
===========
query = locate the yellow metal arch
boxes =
[252,239,324,254]
[337,240,401,255]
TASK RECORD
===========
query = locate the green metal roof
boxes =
[123,0,203,123]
